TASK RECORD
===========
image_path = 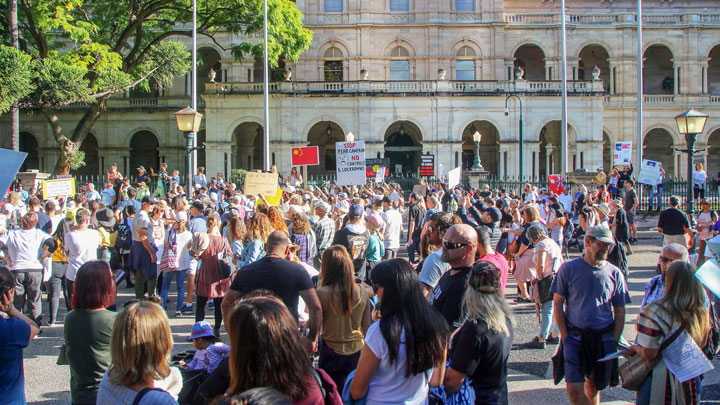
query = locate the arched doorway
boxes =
[198,47,222,92]
[514,44,546,81]
[539,121,578,178]
[129,131,160,181]
[307,121,345,175]
[76,133,99,176]
[461,121,499,174]
[706,129,720,183]
[19,132,39,172]
[643,45,674,94]
[643,128,675,177]
[708,45,720,94]
[233,122,264,171]
[578,44,610,91]
[384,121,422,176]
[602,132,613,173]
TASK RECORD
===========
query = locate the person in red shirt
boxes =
[475,227,509,296]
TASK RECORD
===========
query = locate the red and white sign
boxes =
[291,146,319,166]
[335,141,366,186]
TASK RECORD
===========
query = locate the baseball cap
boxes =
[314,201,331,212]
[349,204,364,219]
[366,212,384,229]
[597,165,604,171]
[1,203,13,213]
[585,226,615,245]
[468,261,501,294]
[136,166,145,171]
[188,321,215,341]
[336,200,350,213]
[484,207,502,223]
[176,211,188,222]
[141,196,158,204]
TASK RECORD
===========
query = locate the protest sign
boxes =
[291,146,319,166]
[638,159,662,185]
[336,141,366,186]
[695,258,720,299]
[365,158,389,178]
[375,167,386,184]
[548,174,565,195]
[438,164,445,179]
[42,178,76,199]
[614,142,632,165]
[448,167,462,188]
[243,172,279,196]
[420,154,434,176]
[255,187,283,206]
[0,148,27,200]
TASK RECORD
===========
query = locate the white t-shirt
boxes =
[0,229,51,271]
[64,229,102,281]
[297,262,319,323]
[174,230,193,270]
[364,322,432,405]
[694,170,707,189]
[558,193,573,213]
[382,209,403,250]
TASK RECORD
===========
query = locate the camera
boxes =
[504,108,510,116]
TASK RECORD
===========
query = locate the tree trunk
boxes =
[42,108,73,175]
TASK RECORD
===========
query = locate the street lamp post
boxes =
[504,94,524,179]
[472,131,483,170]
[674,108,708,218]
[175,106,204,189]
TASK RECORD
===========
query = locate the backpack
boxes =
[159,229,178,272]
[115,217,132,250]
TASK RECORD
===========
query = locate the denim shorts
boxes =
[563,332,617,384]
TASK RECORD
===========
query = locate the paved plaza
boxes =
[21,229,720,404]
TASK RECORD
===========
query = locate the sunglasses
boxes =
[442,239,471,250]
[659,256,673,264]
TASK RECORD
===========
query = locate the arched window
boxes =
[324,47,344,82]
[390,46,410,80]
[325,0,342,12]
[456,0,474,11]
[456,46,476,80]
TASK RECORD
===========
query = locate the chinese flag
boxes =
[291,146,320,166]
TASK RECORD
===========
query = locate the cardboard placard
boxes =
[336,141,366,186]
[42,178,76,199]
[375,166,386,184]
[243,172,279,196]
[448,167,462,188]
[637,159,663,185]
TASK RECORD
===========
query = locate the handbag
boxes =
[159,229,178,273]
[533,275,554,303]
[216,251,235,279]
[618,322,686,391]
[56,344,69,365]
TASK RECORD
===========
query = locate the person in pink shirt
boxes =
[475,227,509,296]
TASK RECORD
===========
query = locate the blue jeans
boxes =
[539,300,559,339]
[160,269,187,312]
[407,236,421,263]
[648,185,663,210]
[637,373,702,405]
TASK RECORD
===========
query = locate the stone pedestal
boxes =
[16,171,51,190]
[566,171,596,190]
[466,169,490,189]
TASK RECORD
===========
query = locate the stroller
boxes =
[171,351,209,405]
[563,217,584,258]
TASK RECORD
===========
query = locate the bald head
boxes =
[266,230,291,255]
[660,243,688,274]
[441,224,478,268]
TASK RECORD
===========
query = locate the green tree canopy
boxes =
[2,0,312,174]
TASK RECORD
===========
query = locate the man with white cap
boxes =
[311,201,335,265]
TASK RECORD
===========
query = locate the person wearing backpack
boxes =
[115,205,135,289]
[160,212,192,316]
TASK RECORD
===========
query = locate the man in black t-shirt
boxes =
[332,204,370,282]
[658,196,691,247]
[222,231,322,352]
[623,180,639,243]
[431,224,477,331]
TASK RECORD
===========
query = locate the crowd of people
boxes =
[0,161,718,405]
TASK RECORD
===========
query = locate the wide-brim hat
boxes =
[95,208,116,228]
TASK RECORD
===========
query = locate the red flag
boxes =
[548,174,565,195]
[291,146,319,166]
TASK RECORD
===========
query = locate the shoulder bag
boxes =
[618,322,686,391]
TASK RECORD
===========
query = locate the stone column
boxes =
[673,146,683,179]
[203,141,233,180]
[545,143,555,175]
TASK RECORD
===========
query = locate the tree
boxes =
[4,0,312,174]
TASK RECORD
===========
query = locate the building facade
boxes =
[5,0,720,182]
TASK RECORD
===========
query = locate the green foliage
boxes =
[66,150,86,170]
[231,169,247,185]
[0,46,35,114]
[35,58,94,105]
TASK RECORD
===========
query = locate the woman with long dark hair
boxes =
[350,259,449,403]
[48,217,73,324]
[224,296,341,404]
[317,245,371,389]
[64,260,117,404]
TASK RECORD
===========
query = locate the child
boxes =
[183,321,230,374]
